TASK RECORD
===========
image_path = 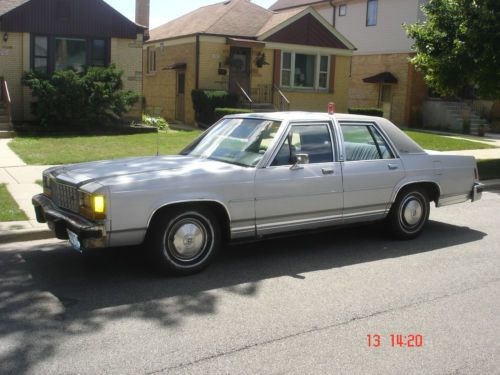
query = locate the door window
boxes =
[341,124,394,161]
[272,124,333,166]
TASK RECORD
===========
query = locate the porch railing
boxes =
[0,77,12,127]
[236,82,253,110]
[273,85,290,111]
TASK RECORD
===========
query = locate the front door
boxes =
[176,71,185,122]
[228,47,251,96]
[255,122,343,236]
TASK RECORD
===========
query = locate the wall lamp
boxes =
[3,33,8,43]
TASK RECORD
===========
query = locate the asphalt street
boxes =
[0,191,499,374]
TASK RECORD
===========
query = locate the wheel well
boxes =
[398,182,440,204]
[148,201,231,244]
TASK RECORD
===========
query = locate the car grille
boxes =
[51,181,79,213]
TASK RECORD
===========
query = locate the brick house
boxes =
[270,0,429,126]
[0,0,148,126]
[143,0,355,125]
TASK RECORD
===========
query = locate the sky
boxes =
[103,0,278,29]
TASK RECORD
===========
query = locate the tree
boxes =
[23,64,139,128]
[406,0,500,99]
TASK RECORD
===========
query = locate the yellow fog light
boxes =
[93,195,105,213]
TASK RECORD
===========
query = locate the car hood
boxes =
[51,155,242,186]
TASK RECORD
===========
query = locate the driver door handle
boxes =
[388,163,399,170]
[322,168,334,175]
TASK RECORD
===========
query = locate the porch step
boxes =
[249,102,277,112]
[0,130,16,138]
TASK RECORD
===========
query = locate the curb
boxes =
[481,179,500,191]
[0,228,54,245]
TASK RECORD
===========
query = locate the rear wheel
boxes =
[147,207,221,275]
[389,187,430,239]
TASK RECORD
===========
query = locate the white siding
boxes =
[314,0,423,54]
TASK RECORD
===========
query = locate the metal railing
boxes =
[236,82,253,110]
[273,85,290,111]
[0,77,12,127]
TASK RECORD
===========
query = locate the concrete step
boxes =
[0,130,16,138]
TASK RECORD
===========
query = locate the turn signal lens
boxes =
[93,196,105,213]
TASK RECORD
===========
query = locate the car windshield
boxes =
[181,118,282,167]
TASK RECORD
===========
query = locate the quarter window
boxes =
[367,0,378,26]
[281,52,330,90]
[272,124,333,166]
[341,124,394,161]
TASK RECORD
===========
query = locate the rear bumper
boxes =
[32,194,107,248]
[471,182,483,202]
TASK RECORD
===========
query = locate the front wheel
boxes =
[388,188,430,240]
[147,208,221,275]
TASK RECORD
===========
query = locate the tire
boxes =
[147,207,221,275]
[388,187,430,240]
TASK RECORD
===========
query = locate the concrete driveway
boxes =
[1,191,499,374]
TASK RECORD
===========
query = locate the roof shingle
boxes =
[269,0,327,11]
[0,0,30,16]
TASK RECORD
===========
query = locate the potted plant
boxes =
[477,124,487,137]
[255,52,269,68]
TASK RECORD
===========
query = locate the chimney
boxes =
[135,0,150,29]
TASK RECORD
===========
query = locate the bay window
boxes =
[281,52,330,90]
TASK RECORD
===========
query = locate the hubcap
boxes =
[402,197,423,227]
[169,219,207,261]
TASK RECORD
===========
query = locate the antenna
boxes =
[156,128,160,156]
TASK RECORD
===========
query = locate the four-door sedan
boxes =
[33,112,483,274]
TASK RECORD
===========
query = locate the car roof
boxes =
[224,111,425,154]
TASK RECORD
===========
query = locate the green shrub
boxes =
[348,107,384,117]
[214,108,252,122]
[142,114,169,130]
[22,64,139,129]
[191,89,238,126]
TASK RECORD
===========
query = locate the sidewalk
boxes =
[0,139,54,243]
[0,137,499,244]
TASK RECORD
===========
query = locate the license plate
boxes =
[67,229,82,253]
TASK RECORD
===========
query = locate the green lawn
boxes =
[0,184,28,221]
[403,130,495,151]
[9,131,202,165]
[8,128,495,166]
[477,159,500,180]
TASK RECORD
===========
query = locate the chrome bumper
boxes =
[471,182,483,202]
[32,194,106,248]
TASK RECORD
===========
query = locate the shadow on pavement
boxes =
[0,220,486,374]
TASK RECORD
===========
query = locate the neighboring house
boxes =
[143,0,355,125]
[270,0,429,126]
[0,0,147,124]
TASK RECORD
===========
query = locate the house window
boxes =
[33,36,49,73]
[31,35,109,74]
[366,0,378,26]
[339,4,347,16]
[147,46,156,73]
[281,52,330,90]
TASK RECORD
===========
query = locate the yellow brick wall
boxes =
[111,36,144,118]
[0,32,25,121]
[143,42,197,124]
[198,42,229,90]
[284,55,351,113]
[348,53,412,126]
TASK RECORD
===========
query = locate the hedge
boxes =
[348,107,384,117]
[214,108,253,122]
[191,89,239,127]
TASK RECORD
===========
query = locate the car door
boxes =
[338,121,405,222]
[254,122,343,236]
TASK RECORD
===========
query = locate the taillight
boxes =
[474,167,479,181]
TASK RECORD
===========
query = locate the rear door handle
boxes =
[388,163,399,170]
[322,168,334,175]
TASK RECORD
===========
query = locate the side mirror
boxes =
[296,153,309,165]
[290,153,309,170]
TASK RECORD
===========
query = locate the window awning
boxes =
[363,72,398,84]
[163,63,187,70]
[226,37,266,49]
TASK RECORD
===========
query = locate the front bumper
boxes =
[32,194,107,249]
[472,182,483,202]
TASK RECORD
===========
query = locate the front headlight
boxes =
[43,174,53,197]
[79,192,106,220]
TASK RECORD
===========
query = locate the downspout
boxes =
[330,0,336,27]
[195,34,200,89]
